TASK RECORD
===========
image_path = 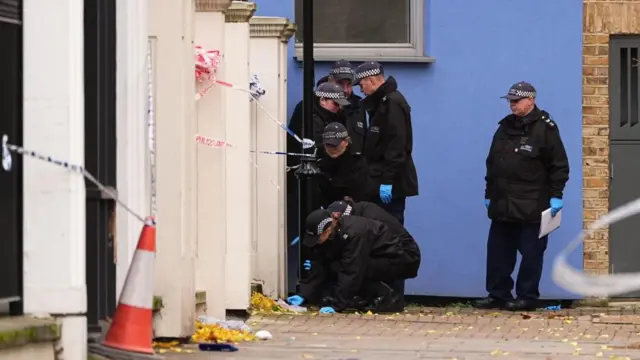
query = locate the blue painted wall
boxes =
[255,0,584,298]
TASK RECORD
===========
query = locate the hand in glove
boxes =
[303,260,311,271]
[379,184,393,204]
[319,306,336,314]
[550,197,563,217]
[290,236,300,246]
[485,199,490,209]
[287,295,304,306]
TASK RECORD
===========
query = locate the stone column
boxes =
[223,1,255,309]
[249,16,294,298]
[23,0,87,358]
[194,0,232,319]
[278,23,296,294]
[150,0,197,336]
[115,0,151,300]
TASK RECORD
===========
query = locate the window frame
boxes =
[293,0,433,63]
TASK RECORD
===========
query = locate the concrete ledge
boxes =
[0,317,60,350]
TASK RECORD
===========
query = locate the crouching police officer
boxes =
[476,82,569,311]
[327,199,421,279]
[354,61,418,225]
[286,208,414,313]
[316,122,377,206]
[329,60,366,153]
[327,199,422,310]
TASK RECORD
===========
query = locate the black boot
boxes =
[505,298,536,311]
[365,282,403,313]
[473,296,506,309]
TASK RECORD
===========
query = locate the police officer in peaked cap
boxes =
[286,208,414,313]
[354,61,418,225]
[328,60,367,153]
[316,122,377,207]
[312,82,351,159]
[476,81,569,311]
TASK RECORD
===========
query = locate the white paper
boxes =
[539,208,562,238]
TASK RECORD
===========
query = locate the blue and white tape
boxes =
[1,135,147,224]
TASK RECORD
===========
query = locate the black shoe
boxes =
[365,282,403,313]
[505,298,537,311]
[473,297,507,309]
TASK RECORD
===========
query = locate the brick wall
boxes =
[583,0,640,275]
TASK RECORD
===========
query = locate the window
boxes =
[293,0,431,62]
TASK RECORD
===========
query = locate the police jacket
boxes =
[312,103,346,160]
[361,77,418,198]
[317,146,377,207]
[298,216,404,312]
[342,200,421,279]
[485,107,570,223]
[342,94,367,153]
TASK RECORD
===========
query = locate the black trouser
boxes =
[486,220,548,301]
[380,197,407,225]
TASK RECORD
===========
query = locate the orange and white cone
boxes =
[103,217,156,354]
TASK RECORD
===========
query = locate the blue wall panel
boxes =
[255,0,584,298]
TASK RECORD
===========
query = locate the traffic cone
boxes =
[103,217,157,354]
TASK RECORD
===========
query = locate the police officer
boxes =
[286,208,413,313]
[327,199,421,280]
[475,81,569,311]
[312,82,351,159]
[354,61,418,225]
[316,122,377,206]
[329,60,367,153]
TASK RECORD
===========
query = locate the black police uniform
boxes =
[481,89,569,311]
[355,62,419,225]
[316,123,377,207]
[312,83,351,160]
[328,199,421,279]
[329,60,367,153]
[298,211,409,313]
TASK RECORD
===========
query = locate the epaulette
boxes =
[540,113,557,129]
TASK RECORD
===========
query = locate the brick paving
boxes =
[163,308,640,359]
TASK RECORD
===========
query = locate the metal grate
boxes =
[619,46,640,128]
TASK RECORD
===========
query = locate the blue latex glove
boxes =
[303,260,311,270]
[287,295,304,306]
[290,236,300,246]
[550,197,563,217]
[319,306,336,314]
[485,199,490,209]
[379,184,392,204]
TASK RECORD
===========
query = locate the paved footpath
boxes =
[164,308,640,359]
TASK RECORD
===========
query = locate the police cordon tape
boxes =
[552,197,640,296]
[194,45,311,148]
[1,134,148,225]
[194,134,318,190]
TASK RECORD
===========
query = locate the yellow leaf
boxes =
[596,352,603,357]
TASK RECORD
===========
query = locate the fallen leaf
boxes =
[596,352,603,357]
[302,354,314,359]
[521,313,532,320]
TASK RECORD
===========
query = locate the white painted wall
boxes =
[194,9,228,319]
[249,16,293,298]
[115,0,150,301]
[23,0,88,358]
[222,1,256,310]
[150,0,197,337]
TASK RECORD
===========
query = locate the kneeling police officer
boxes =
[287,208,414,313]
